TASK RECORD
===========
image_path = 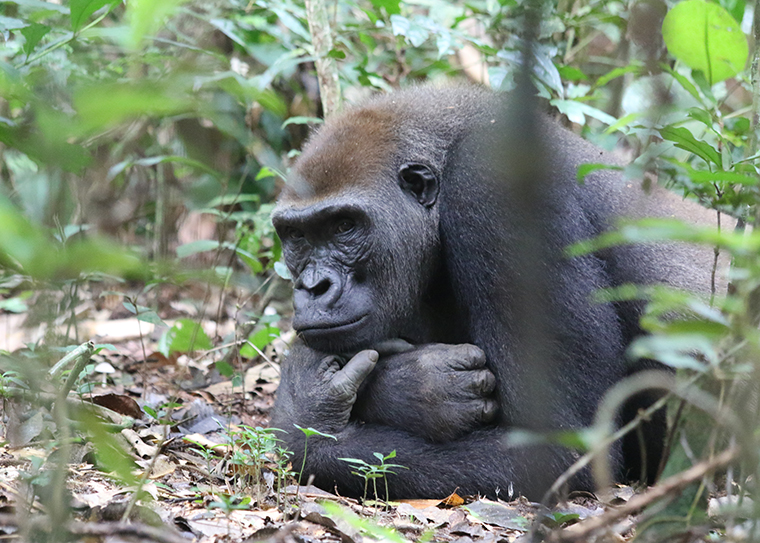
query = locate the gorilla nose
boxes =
[305,277,331,297]
[295,267,342,305]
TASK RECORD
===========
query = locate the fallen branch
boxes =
[551,446,740,542]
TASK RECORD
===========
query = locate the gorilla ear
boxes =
[398,163,439,208]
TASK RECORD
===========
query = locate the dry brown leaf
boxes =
[398,499,443,509]
[149,455,176,479]
[121,428,158,458]
[441,492,465,507]
[90,393,143,419]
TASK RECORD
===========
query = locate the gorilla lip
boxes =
[296,314,369,333]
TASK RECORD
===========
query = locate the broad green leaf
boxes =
[595,62,645,88]
[0,16,28,31]
[70,0,116,32]
[135,310,166,327]
[659,125,722,166]
[604,112,643,134]
[660,63,705,104]
[125,0,189,50]
[21,23,50,56]
[274,261,291,280]
[240,326,280,358]
[74,82,193,132]
[160,319,212,355]
[369,0,401,15]
[662,0,748,85]
[629,334,715,371]
[0,195,140,280]
[390,15,429,47]
[176,240,220,259]
[270,7,310,40]
[550,100,617,126]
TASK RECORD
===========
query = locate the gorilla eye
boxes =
[334,219,355,235]
[282,227,304,241]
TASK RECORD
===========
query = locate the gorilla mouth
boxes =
[297,314,368,333]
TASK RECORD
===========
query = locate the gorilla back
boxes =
[270,86,721,500]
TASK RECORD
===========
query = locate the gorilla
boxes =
[270,85,722,500]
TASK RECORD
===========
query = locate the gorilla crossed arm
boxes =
[270,86,723,500]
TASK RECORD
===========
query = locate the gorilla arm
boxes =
[271,341,590,500]
[353,342,498,443]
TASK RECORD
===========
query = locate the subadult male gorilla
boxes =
[270,86,722,500]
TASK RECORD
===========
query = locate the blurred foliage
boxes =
[1,0,760,539]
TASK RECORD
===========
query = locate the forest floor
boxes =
[0,287,641,543]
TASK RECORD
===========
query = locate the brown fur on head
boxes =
[280,107,401,204]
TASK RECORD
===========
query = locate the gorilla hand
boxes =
[353,342,498,442]
[292,350,378,434]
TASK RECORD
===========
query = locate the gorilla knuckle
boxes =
[480,400,498,423]
[477,370,497,395]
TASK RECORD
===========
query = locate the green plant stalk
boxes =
[49,341,95,380]
[298,436,308,487]
[23,8,113,67]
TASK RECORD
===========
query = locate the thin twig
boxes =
[549,446,739,542]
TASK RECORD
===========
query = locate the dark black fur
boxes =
[270,86,719,500]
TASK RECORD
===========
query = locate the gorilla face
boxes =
[272,164,441,354]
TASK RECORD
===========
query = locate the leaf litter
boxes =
[0,306,638,543]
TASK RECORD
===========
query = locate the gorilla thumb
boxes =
[331,350,378,398]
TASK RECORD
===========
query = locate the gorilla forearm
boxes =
[271,344,601,500]
[272,416,594,500]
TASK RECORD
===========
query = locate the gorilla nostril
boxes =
[310,278,332,297]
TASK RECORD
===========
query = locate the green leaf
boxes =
[176,240,220,259]
[215,360,234,378]
[0,16,28,31]
[594,62,644,89]
[550,100,617,126]
[557,65,588,82]
[662,0,748,85]
[281,116,324,129]
[274,261,291,280]
[136,310,166,327]
[659,125,722,166]
[70,0,116,32]
[74,82,193,132]
[369,0,401,15]
[160,319,212,355]
[240,326,280,358]
[576,163,624,182]
[125,0,189,50]
[660,63,705,104]
[389,15,429,47]
[294,424,337,439]
[21,23,50,56]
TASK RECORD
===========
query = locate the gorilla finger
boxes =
[373,338,414,355]
[317,355,343,377]
[479,399,498,424]
[331,350,379,396]
[462,369,496,397]
[449,344,487,370]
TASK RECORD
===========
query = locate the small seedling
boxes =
[294,425,336,487]
[339,450,407,511]
[208,494,251,538]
